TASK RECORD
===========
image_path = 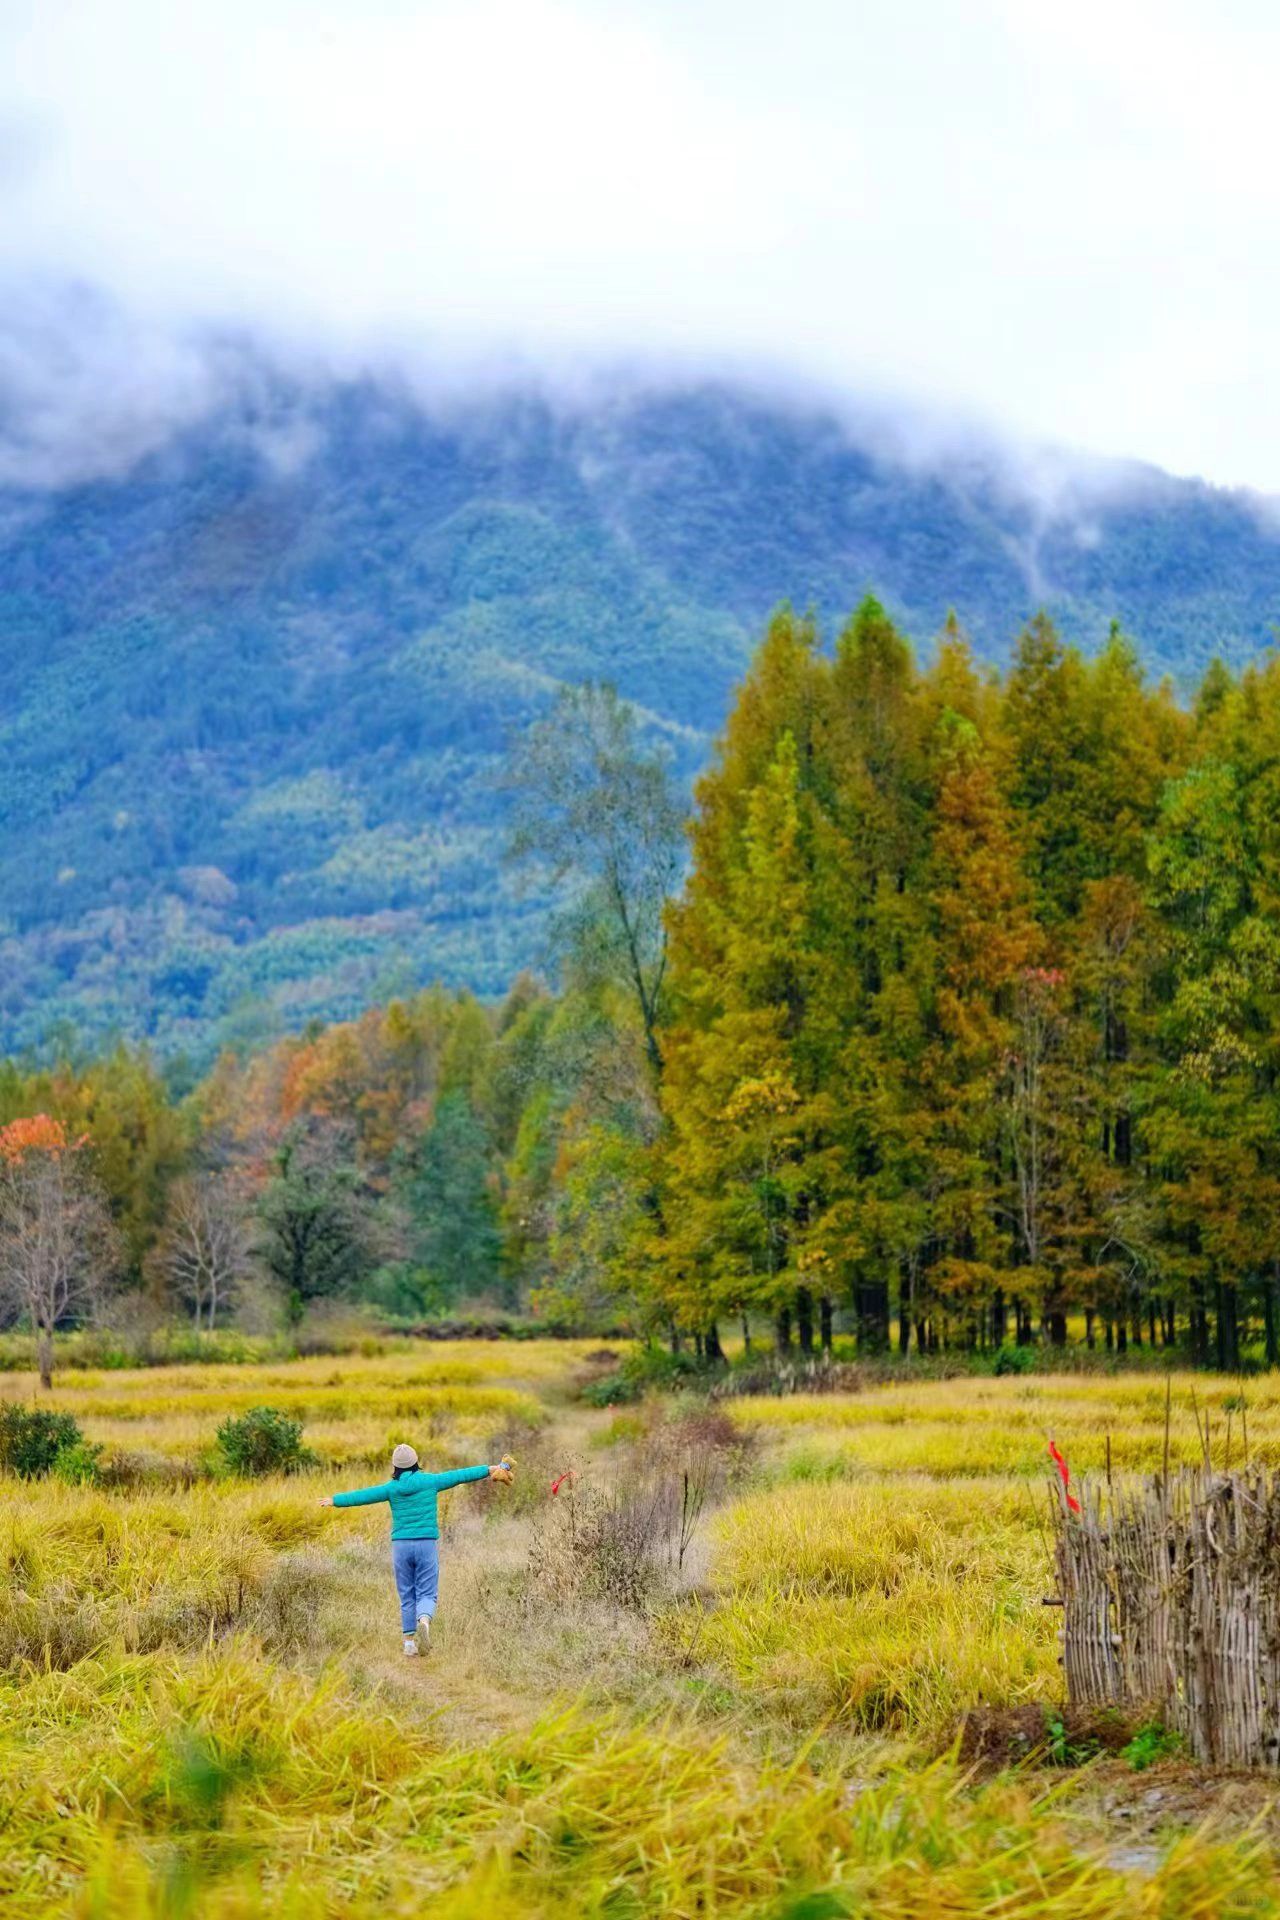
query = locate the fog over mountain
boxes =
[2,307,1279,1065]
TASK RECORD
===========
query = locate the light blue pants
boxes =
[391,1537,440,1632]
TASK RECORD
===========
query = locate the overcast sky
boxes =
[2,0,1278,489]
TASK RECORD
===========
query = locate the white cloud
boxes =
[1,0,1278,485]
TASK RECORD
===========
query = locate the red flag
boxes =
[1048,1440,1081,1513]
[550,1469,577,1495]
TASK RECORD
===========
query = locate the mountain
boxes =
[2,365,1279,1066]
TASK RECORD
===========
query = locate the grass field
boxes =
[4,1345,1280,1916]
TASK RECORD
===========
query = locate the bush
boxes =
[992,1343,1036,1376]
[0,1402,84,1478]
[581,1346,706,1407]
[50,1440,104,1487]
[214,1406,317,1478]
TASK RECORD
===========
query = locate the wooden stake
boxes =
[1163,1373,1172,1499]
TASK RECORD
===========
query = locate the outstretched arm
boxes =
[319,1479,397,1510]
[432,1464,510,1491]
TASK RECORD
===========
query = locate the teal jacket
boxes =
[332,1464,489,1539]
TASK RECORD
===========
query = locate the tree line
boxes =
[518,604,1280,1371]
[3,601,1279,1374]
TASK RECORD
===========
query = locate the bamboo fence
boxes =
[1050,1461,1280,1766]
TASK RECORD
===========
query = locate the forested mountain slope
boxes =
[2,368,1278,1062]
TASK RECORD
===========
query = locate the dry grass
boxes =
[5,1349,1280,1915]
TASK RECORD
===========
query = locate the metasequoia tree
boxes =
[0,1115,119,1387]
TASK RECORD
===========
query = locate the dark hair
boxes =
[392,1465,408,1480]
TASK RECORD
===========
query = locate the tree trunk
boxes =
[1085,1308,1095,1350]
[1220,1282,1240,1372]
[669,1324,683,1357]
[741,1313,752,1357]
[1214,1279,1227,1372]
[1266,1270,1279,1370]
[37,1328,53,1391]
[1147,1302,1158,1348]
[855,1279,890,1354]
[1116,1319,1127,1354]
[704,1321,726,1365]
[774,1306,792,1355]
[820,1295,833,1354]
[795,1286,814,1356]
[991,1288,1007,1349]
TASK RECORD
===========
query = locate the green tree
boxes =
[506,682,685,1074]
[407,1093,504,1307]
[257,1121,375,1324]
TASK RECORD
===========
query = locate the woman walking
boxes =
[321,1443,513,1655]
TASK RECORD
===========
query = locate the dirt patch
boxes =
[957,1703,1139,1771]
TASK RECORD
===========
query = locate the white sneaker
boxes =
[417,1615,432,1644]
[403,1637,418,1657]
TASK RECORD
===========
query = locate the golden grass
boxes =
[5,1349,1280,1915]
[6,1642,1278,1919]
[729,1372,1271,1476]
[685,1476,1054,1731]
[0,1345,593,1464]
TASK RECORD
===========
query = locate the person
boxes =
[320,1442,514,1656]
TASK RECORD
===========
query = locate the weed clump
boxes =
[213,1405,317,1478]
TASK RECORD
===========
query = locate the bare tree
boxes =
[154,1171,253,1331]
[0,1120,119,1388]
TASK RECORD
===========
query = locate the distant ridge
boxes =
[2,366,1278,1061]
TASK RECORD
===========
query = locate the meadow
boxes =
[5,1343,1280,1917]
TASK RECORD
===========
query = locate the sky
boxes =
[1,0,1278,489]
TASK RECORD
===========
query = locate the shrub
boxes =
[992,1343,1036,1376]
[0,1402,84,1478]
[50,1439,104,1487]
[214,1406,317,1478]
[581,1346,706,1406]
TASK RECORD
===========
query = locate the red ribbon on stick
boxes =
[1048,1440,1081,1513]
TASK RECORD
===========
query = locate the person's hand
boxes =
[488,1463,514,1484]
[319,1495,333,1507]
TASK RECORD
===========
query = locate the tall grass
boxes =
[5,1349,1280,1915]
[5,1643,1276,1918]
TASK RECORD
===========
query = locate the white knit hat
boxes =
[391,1443,419,1471]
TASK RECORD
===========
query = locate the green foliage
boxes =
[213,1405,316,1478]
[49,1439,104,1487]
[1120,1721,1185,1770]
[406,1092,504,1306]
[581,1345,708,1406]
[1042,1711,1099,1768]
[0,1402,84,1478]
[992,1344,1037,1376]
[257,1123,375,1325]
